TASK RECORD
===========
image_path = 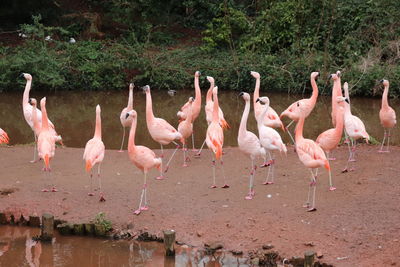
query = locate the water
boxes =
[0,226,249,266]
[0,90,398,149]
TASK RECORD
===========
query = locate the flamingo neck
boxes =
[382,84,389,109]
[333,108,344,138]
[127,87,133,110]
[40,102,49,131]
[344,87,351,115]
[32,104,40,134]
[295,117,305,142]
[23,80,32,107]
[145,91,155,123]
[206,82,214,102]
[212,91,219,122]
[310,76,319,105]
[258,101,270,126]
[186,103,193,122]
[94,110,102,139]
[194,75,201,106]
[331,79,340,108]
[337,77,343,97]
[239,99,250,136]
[253,77,260,104]
[128,116,137,151]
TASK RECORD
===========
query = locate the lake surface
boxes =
[0,226,249,266]
[0,89,398,149]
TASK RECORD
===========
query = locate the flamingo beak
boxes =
[256,98,260,103]
[19,73,25,78]
[238,92,244,97]
[345,98,349,104]
[328,74,332,79]
[125,113,130,119]
[379,79,384,83]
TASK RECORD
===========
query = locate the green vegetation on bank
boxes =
[0,1,399,96]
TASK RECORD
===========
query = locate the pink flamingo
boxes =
[238,92,266,199]
[342,82,370,172]
[295,102,331,212]
[178,97,194,167]
[126,109,162,215]
[316,96,348,191]
[144,85,182,179]
[206,86,229,188]
[196,76,229,156]
[21,73,62,162]
[251,71,284,130]
[37,97,57,192]
[280,72,320,143]
[83,105,106,201]
[0,128,9,144]
[177,71,202,150]
[256,97,287,185]
[331,71,343,127]
[377,79,396,152]
[119,83,134,152]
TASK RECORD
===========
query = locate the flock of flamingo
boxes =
[0,71,396,214]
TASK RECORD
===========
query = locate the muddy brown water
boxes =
[0,226,248,266]
[1,90,399,149]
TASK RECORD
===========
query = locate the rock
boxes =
[196,231,202,237]
[262,244,274,250]
[57,223,73,235]
[0,213,8,224]
[84,223,95,235]
[231,250,243,255]
[316,251,323,258]
[126,223,134,229]
[251,257,260,265]
[73,224,85,235]
[29,216,41,227]
[304,241,315,247]
[205,241,223,250]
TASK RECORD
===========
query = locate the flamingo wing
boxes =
[0,128,9,144]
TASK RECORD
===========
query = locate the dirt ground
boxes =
[0,144,399,266]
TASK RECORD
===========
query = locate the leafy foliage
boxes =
[94,212,112,232]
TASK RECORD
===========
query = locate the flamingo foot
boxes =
[378,150,389,153]
[88,192,94,196]
[133,209,141,215]
[245,194,253,200]
[99,195,106,202]
[194,153,201,158]
[344,139,350,144]
[164,166,170,173]
[182,163,188,167]
[185,157,191,162]
[341,168,348,173]
[118,150,124,153]
[303,203,310,208]
[41,188,49,192]
[349,158,356,162]
[30,159,38,163]
[51,187,58,192]
[349,167,355,172]
[140,206,149,211]
[191,149,197,152]
[209,185,217,189]
[263,181,274,185]
[221,184,230,188]
[329,186,337,191]
[307,207,317,212]
[328,157,336,161]
[156,175,165,180]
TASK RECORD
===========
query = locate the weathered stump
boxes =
[84,223,95,235]
[29,216,41,227]
[73,224,85,235]
[57,223,73,235]
[94,224,106,237]
[0,213,7,224]
[304,251,315,267]
[163,230,176,256]
[41,213,54,241]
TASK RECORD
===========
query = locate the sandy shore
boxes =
[0,144,399,266]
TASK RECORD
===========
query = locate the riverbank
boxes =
[0,145,399,266]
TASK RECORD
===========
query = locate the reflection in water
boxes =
[0,90,398,149]
[0,226,249,266]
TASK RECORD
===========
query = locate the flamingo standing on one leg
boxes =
[316,96,348,191]
[21,73,62,162]
[178,97,194,167]
[37,97,56,192]
[119,83,134,152]
[256,97,287,185]
[294,102,331,212]
[251,71,284,131]
[342,82,370,172]
[280,72,320,144]
[177,71,202,150]
[126,109,162,215]
[196,76,229,156]
[377,79,396,153]
[83,105,106,201]
[0,128,9,144]
[238,92,266,199]
[206,86,229,188]
[144,85,182,179]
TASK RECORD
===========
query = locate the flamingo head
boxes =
[311,72,319,80]
[20,73,32,81]
[329,73,338,81]
[207,76,214,84]
[239,92,250,101]
[126,109,137,119]
[142,85,150,93]
[188,96,194,103]
[28,98,37,107]
[380,79,389,87]
[195,71,201,77]
[250,71,260,79]
[96,104,101,114]
[129,83,134,90]
[40,97,46,109]
[336,70,341,77]
[256,96,270,106]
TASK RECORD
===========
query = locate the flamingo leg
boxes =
[118,127,126,152]
[325,153,336,191]
[98,164,105,202]
[191,132,196,151]
[210,156,217,188]
[245,159,255,200]
[378,129,387,152]
[182,144,188,167]
[164,143,180,173]
[195,139,207,157]
[88,171,94,196]
[221,158,229,188]
[30,133,38,163]
[350,139,357,163]
[387,129,391,152]
[41,164,50,192]
[262,152,275,185]
[141,173,149,211]
[285,120,296,146]
[156,145,164,180]
[308,169,317,212]
[134,172,147,215]
[327,151,336,161]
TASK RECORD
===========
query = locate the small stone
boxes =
[304,241,315,247]
[196,231,202,237]
[262,244,274,250]
[222,205,228,208]
[267,194,272,198]
[251,257,259,265]
[316,251,323,258]
[126,223,134,229]
[181,245,189,249]
[393,239,399,242]
[205,241,223,251]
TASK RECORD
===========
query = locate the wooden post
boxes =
[163,230,176,256]
[41,213,54,241]
[304,250,315,267]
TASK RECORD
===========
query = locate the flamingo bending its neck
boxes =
[127,109,162,215]
[119,83,134,152]
[178,97,194,167]
[377,79,396,153]
[144,85,182,179]
[238,92,266,199]
[83,105,106,201]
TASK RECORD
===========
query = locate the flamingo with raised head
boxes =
[251,71,284,131]
[331,71,343,127]
[206,86,229,188]
[177,71,202,150]
[295,102,331,212]
[119,83,134,152]
[127,109,162,215]
[0,128,9,144]
[377,79,396,153]
[316,96,348,191]
[37,97,56,192]
[342,82,370,172]
[256,97,287,185]
[238,92,266,199]
[21,73,62,162]
[144,85,182,179]
[83,105,106,201]
[280,72,320,143]
[178,97,194,167]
